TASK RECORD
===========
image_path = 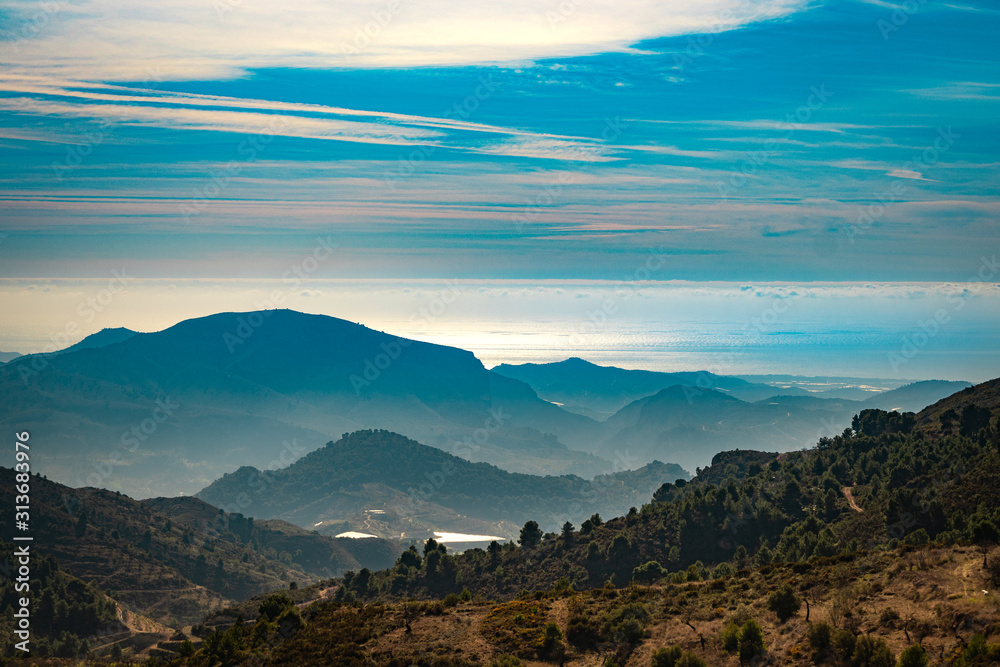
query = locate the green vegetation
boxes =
[0,553,119,659]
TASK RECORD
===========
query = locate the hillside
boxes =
[0,473,400,628]
[863,379,973,413]
[915,377,1000,436]
[197,430,689,535]
[0,310,618,498]
[105,379,1000,667]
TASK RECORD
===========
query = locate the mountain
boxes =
[197,429,689,534]
[0,350,20,363]
[595,386,859,472]
[861,379,974,413]
[0,472,400,628]
[58,327,138,354]
[0,310,614,498]
[491,357,792,419]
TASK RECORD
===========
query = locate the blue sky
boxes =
[0,0,997,379]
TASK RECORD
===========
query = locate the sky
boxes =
[0,0,997,380]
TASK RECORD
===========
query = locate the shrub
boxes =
[651,645,707,667]
[257,592,294,621]
[738,619,766,663]
[633,561,666,584]
[726,604,753,628]
[897,645,929,667]
[601,603,650,645]
[832,629,856,659]
[537,622,564,659]
[767,584,801,623]
[276,607,304,637]
[567,615,599,650]
[807,621,833,651]
[877,607,900,628]
[490,655,524,667]
[721,622,740,653]
[651,646,683,667]
[850,635,894,667]
[443,593,461,608]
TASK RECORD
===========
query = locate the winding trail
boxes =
[843,486,864,513]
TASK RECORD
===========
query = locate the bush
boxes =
[651,645,707,667]
[851,635,894,667]
[767,584,801,622]
[443,593,461,608]
[257,592,294,621]
[633,561,667,584]
[897,645,929,667]
[537,622,564,659]
[490,655,524,667]
[832,629,856,659]
[738,619,766,663]
[567,615,599,650]
[651,646,683,667]
[807,621,833,651]
[721,622,740,653]
[601,603,651,645]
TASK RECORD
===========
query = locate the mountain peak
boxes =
[58,326,138,354]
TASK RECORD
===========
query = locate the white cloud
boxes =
[1,0,809,82]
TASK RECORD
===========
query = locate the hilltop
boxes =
[197,429,689,536]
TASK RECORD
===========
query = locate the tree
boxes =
[633,560,666,584]
[398,545,421,569]
[519,521,543,549]
[897,645,929,667]
[487,540,502,565]
[960,405,992,436]
[75,511,88,538]
[561,521,575,542]
[972,520,999,568]
[258,592,294,620]
[767,584,801,623]
[738,620,766,664]
[424,538,439,556]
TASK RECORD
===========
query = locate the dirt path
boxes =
[296,585,339,610]
[843,486,864,513]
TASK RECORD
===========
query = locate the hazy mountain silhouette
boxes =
[0,310,611,497]
[492,357,839,419]
[197,429,689,534]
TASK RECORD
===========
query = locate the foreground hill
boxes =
[197,429,689,535]
[0,310,615,497]
[0,473,400,627]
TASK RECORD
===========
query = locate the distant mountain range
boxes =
[0,310,971,498]
[0,350,20,363]
[0,311,612,497]
[494,357,970,471]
